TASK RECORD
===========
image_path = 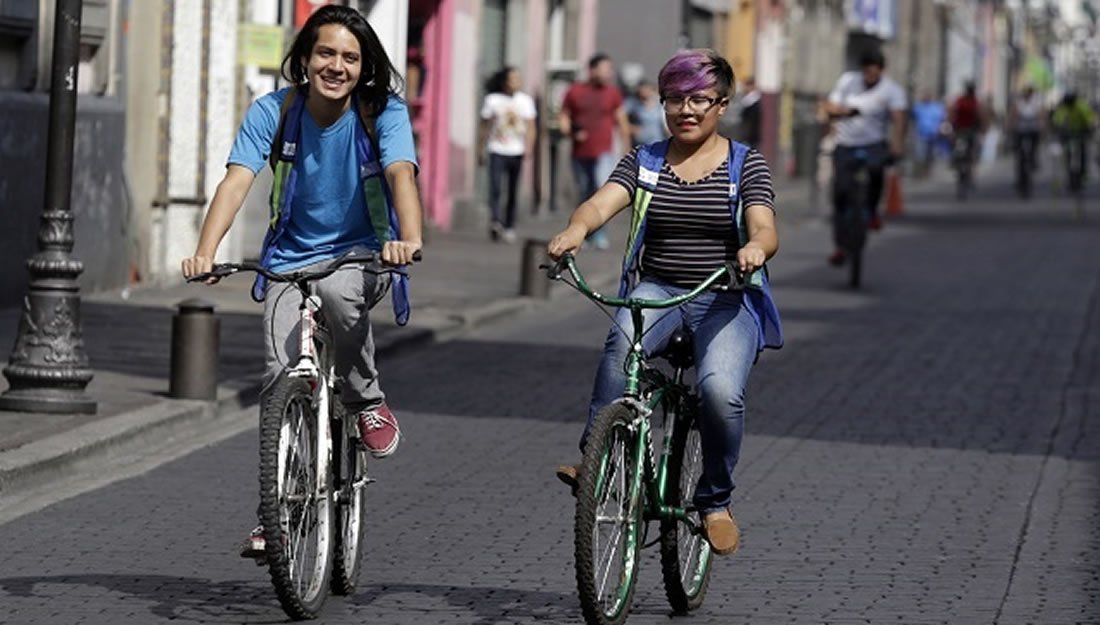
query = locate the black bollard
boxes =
[169,298,219,400]
[519,239,551,299]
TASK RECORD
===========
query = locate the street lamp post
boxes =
[0,0,96,415]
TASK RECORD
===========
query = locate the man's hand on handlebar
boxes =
[382,239,423,266]
[181,254,218,284]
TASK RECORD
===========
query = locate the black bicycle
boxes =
[1014,131,1038,199]
[190,250,418,620]
[836,147,872,289]
[1062,134,1088,219]
[951,129,977,200]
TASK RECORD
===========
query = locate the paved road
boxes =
[1,168,1098,624]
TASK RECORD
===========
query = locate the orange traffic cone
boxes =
[885,171,904,217]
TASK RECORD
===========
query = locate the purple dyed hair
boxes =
[657,49,735,99]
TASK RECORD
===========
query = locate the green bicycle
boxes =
[546,253,741,625]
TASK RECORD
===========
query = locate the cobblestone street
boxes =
[0,169,1097,624]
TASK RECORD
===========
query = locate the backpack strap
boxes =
[268,87,303,172]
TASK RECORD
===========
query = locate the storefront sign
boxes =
[238,23,285,70]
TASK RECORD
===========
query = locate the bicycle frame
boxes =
[554,254,731,530]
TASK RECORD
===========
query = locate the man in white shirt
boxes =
[823,50,907,265]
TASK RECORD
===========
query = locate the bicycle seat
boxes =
[658,328,695,369]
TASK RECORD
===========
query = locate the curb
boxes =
[0,275,600,510]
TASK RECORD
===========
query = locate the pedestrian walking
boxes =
[478,66,537,243]
[738,76,762,148]
[910,89,946,177]
[179,5,421,557]
[558,53,632,250]
[625,80,667,147]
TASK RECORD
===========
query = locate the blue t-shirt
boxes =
[228,88,418,271]
[911,101,946,138]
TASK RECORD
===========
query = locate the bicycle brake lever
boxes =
[724,262,747,290]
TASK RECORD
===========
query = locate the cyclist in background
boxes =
[948,82,984,173]
[1051,91,1097,185]
[823,49,907,266]
[1008,84,1044,193]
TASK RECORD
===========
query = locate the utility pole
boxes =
[0,0,96,415]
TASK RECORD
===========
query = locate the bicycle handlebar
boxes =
[186,249,422,285]
[541,253,743,309]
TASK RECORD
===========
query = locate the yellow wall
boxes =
[725,0,756,84]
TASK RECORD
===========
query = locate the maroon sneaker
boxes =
[356,403,401,458]
[827,249,847,266]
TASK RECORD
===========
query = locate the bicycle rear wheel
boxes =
[575,403,644,625]
[659,406,712,613]
[331,400,369,596]
[258,375,334,620]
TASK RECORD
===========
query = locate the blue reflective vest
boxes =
[619,139,783,351]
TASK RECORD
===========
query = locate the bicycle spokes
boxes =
[676,427,707,589]
[591,424,638,617]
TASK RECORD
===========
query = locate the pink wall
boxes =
[411,0,454,229]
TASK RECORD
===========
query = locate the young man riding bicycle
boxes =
[823,50,907,267]
[180,6,422,556]
[548,49,783,557]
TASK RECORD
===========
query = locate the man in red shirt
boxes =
[558,53,632,249]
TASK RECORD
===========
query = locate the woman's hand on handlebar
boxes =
[736,244,766,275]
[382,239,422,266]
[181,254,218,284]
[548,223,587,260]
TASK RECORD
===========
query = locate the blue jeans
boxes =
[571,152,617,241]
[583,280,760,515]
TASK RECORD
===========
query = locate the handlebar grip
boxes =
[412,250,423,263]
[186,263,236,283]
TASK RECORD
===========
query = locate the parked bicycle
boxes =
[189,250,419,620]
[544,252,742,625]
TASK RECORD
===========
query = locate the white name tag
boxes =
[639,167,660,187]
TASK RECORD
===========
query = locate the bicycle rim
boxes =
[259,376,334,620]
[575,403,643,625]
[332,405,368,596]
[660,415,712,612]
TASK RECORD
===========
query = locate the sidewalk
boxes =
[0,162,939,511]
[0,212,631,509]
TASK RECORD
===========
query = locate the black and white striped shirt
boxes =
[609,146,775,288]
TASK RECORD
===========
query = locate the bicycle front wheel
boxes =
[574,403,644,625]
[659,409,712,612]
[258,375,334,620]
[331,401,369,596]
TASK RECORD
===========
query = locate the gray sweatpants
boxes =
[261,255,392,413]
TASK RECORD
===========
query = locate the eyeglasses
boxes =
[660,95,726,113]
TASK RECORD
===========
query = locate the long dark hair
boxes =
[485,66,517,95]
[281,5,404,116]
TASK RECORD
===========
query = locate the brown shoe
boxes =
[702,510,741,555]
[555,464,581,493]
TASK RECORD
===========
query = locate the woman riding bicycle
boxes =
[179,6,422,555]
[548,49,782,555]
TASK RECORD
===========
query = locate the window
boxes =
[0,0,115,94]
